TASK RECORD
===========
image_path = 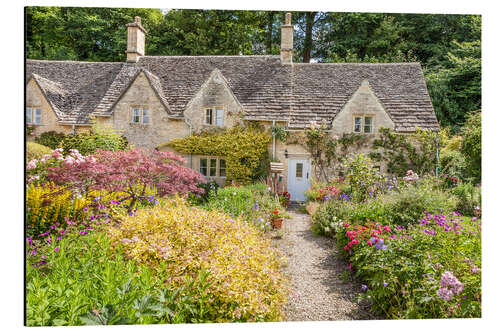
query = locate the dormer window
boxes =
[131,107,150,124]
[205,107,223,126]
[26,107,42,125]
[354,115,374,133]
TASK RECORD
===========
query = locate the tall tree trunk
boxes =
[266,11,274,54]
[302,12,316,63]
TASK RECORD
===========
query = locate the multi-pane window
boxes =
[205,109,213,125]
[26,107,42,125]
[199,157,226,177]
[205,108,223,126]
[209,158,217,177]
[219,159,226,177]
[200,158,208,176]
[354,117,362,133]
[132,107,150,124]
[364,117,373,133]
[296,163,303,178]
[215,109,223,126]
[354,115,374,133]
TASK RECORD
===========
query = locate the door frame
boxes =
[287,158,311,202]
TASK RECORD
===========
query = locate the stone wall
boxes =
[106,72,190,148]
[331,80,394,134]
[26,79,89,140]
[183,70,243,133]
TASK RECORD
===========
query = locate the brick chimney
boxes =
[280,12,294,64]
[126,16,147,63]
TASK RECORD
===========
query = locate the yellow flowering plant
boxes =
[107,197,289,322]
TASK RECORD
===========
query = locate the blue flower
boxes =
[361,284,367,291]
[252,202,259,210]
[383,282,388,287]
[324,196,329,201]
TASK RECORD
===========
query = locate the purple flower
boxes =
[383,282,388,287]
[54,247,60,252]
[83,207,89,212]
[437,287,454,301]
[361,284,367,291]
[252,202,259,210]
[79,231,88,235]
[56,236,62,241]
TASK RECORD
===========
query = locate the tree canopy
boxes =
[25,7,481,130]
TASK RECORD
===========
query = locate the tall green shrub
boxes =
[460,111,481,183]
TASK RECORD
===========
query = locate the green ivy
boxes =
[160,125,272,185]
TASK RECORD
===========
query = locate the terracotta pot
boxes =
[271,218,283,229]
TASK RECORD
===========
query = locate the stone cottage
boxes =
[26,14,439,201]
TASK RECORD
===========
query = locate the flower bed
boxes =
[336,213,481,318]
[107,198,289,322]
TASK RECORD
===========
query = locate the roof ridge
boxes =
[294,62,421,66]
[26,59,124,64]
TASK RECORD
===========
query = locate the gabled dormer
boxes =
[331,80,395,134]
[183,68,244,132]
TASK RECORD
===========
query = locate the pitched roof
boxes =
[26,60,124,124]
[26,57,438,131]
[291,63,439,131]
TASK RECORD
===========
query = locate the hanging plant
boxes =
[271,125,289,142]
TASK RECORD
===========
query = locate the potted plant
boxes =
[279,191,291,208]
[270,207,284,229]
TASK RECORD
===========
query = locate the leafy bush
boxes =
[35,131,67,149]
[440,150,467,181]
[48,149,205,212]
[164,125,271,184]
[60,124,128,155]
[312,177,457,231]
[107,198,289,321]
[204,184,281,231]
[345,154,386,202]
[453,183,481,217]
[26,142,52,162]
[304,181,341,203]
[461,111,481,183]
[26,229,214,326]
[336,213,481,318]
[26,182,89,238]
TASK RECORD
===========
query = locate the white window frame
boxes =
[215,108,223,127]
[131,107,150,124]
[353,115,374,134]
[26,107,42,125]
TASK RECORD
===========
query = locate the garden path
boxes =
[273,210,375,321]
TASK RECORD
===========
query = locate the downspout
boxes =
[184,117,193,169]
[272,120,276,160]
[72,124,76,134]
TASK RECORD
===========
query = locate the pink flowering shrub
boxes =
[47,149,206,211]
[336,213,481,318]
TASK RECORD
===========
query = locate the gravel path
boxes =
[273,210,375,321]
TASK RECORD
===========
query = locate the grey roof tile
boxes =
[26,57,438,131]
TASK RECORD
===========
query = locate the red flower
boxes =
[344,245,348,251]
[352,239,359,245]
[348,242,353,248]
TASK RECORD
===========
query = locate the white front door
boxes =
[287,159,311,202]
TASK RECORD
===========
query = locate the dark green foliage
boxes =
[372,128,439,177]
[35,131,67,149]
[453,182,481,217]
[440,150,467,181]
[26,231,214,326]
[460,111,481,183]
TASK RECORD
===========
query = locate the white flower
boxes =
[27,160,37,170]
[324,227,331,233]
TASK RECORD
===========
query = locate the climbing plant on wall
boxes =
[160,125,272,185]
[371,127,442,176]
[301,123,371,182]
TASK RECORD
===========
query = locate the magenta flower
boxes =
[54,247,60,252]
